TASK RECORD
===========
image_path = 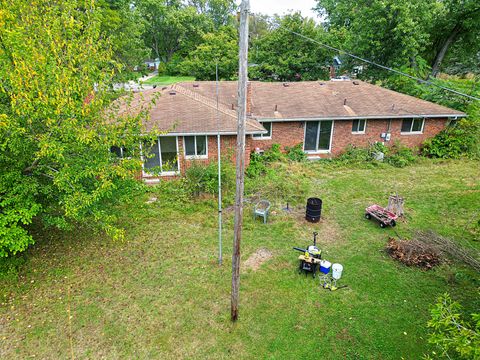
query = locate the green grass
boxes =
[142,75,195,86]
[1,159,479,359]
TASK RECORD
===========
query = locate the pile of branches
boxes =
[386,238,441,270]
[414,230,480,272]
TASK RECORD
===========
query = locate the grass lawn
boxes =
[1,159,479,359]
[142,75,195,86]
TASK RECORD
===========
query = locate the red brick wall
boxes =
[247,121,305,151]
[141,118,447,181]
[178,135,250,175]
[248,118,448,157]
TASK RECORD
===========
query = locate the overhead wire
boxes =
[279,28,480,102]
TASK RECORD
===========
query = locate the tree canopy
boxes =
[0,0,145,256]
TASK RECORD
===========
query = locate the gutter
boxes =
[255,114,467,122]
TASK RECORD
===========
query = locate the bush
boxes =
[285,143,307,162]
[246,144,285,178]
[426,293,480,359]
[385,143,417,168]
[184,160,235,197]
[336,142,389,165]
[422,118,480,159]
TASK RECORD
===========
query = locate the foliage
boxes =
[422,118,480,159]
[427,293,480,359]
[97,0,150,81]
[246,144,285,178]
[172,26,238,80]
[335,142,416,168]
[285,143,307,162]
[142,75,196,86]
[138,0,215,62]
[384,143,417,168]
[187,0,237,28]
[184,160,235,197]
[249,13,331,81]
[0,0,146,256]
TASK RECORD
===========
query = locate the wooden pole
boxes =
[231,0,249,322]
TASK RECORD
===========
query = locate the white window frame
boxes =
[252,121,272,140]
[141,136,180,177]
[303,120,334,154]
[401,118,425,135]
[352,119,366,134]
[183,135,208,159]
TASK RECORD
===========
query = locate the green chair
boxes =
[254,200,271,224]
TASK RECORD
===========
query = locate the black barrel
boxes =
[306,197,322,222]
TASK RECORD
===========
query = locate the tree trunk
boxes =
[430,24,461,78]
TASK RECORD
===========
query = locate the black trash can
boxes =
[306,197,322,222]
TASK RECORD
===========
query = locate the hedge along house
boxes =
[121,79,465,181]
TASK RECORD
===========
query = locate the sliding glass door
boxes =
[304,120,333,153]
[143,136,179,175]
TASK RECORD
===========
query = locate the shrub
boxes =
[385,143,417,168]
[285,143,307,162]
[422,118,480,159]
[426,293,480,359]
[246,144,285,178]
[184,160,235,196]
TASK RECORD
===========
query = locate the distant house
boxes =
[118,80,465,182]
[144,58,160,71]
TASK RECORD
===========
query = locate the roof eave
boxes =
[255,114,467,122]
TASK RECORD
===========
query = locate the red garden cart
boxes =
[365,204,398,228]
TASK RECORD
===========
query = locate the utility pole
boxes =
[231,0,249,322]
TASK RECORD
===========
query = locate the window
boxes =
[401,118,424,133]
[352,119,366,133]
[304,120,333,153]
[253,122,272,139]
[184,136,207,158]
[110,146,131,158]
[143,136,179,175]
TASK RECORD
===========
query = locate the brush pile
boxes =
[386,238,441,270]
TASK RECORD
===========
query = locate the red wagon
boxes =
[365,204,398,228]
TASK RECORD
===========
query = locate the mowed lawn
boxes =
[1,160,479,359]
[142,75,195,86]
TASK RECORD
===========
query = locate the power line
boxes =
[284,29,480,102]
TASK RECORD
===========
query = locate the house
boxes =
[119,80,465,182]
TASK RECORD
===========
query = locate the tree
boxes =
[428,0,480,77]
[139,0,214,63]
[188,0,237,28]
[427,293,480,359]
[315,0,436,78]
[175,26,239,80]
[97,0,150,80]
[249,13,331,81]
[0,0,145,256]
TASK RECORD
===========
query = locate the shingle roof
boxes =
[183,80,466,120]
[115,84,266,135]
[117,80,465,135]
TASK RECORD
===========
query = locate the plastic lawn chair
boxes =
[254,200,271,224]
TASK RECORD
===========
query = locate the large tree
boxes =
[139,0,214,62]
[0,0,145,256]
[315,0,435,78]
[249,13,332,81]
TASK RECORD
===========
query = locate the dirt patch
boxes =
[243,248,273,271]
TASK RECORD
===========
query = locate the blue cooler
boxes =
[320,260,331,275]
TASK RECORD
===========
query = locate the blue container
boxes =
[320,260,331,274]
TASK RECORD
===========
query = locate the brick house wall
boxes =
[178,135,250,174]
[248,118,448,157]
[142,118,447,181]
